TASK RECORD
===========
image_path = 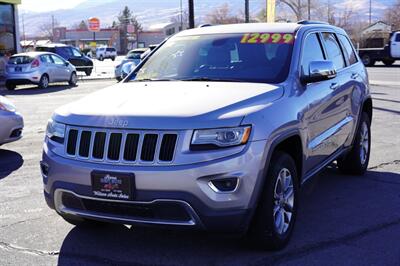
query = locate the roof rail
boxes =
[198,24,213,28]
[297,20,329,25]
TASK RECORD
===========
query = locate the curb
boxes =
[370,80,400,87]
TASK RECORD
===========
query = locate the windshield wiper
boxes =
[180,77,243,82]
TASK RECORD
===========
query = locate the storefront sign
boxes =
[88,17,100,32]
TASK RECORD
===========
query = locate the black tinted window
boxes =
[56,47,72,59]
[321,33,346,70]
[395,34,400,42]
[301,33,325,75]
[106,48,115,52]
[337,34,357,65]
[8,56,34,64]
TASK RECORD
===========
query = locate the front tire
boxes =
[383,59,394,66]
[85,69,92,76]
[337,113,371,175]
[38,74,49,89]
[248,151,298,250]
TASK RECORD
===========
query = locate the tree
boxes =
[205,4,244,24]
[170,9,189,29]
[72,20,88,30]
[385,0,400,31]
[39,18,59,40]
[117,6,143,51]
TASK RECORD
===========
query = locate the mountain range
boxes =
[20,0,393,37]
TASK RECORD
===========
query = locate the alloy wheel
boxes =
[273,168,294,235]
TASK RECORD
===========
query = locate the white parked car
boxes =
[96,47,117,61]
[0,96,23,146]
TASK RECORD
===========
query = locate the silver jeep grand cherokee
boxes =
[41,22,372,250]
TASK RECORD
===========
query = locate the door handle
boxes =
[351,73,359,79]
[330,83,340,90]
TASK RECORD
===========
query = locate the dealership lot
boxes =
[0,67,399,265]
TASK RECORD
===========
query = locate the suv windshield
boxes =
[133,33,294,83]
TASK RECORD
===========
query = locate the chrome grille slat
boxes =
[65,126,177,165]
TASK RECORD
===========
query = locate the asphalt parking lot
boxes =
[0,66,399,265]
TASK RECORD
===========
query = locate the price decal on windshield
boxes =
[240,33,294,44]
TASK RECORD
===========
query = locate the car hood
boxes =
[54,81,283,130]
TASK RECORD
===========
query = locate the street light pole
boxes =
[307,0,311,20]
[188,0,194,28]
[369,0,372,25]
[245,0,249,23]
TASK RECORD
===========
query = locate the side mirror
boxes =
[301,60,337,84]
[65,61,70,66]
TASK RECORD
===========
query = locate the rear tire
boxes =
[361,54,375,67]
[247,151,298,250]
[68,72,78,86]
[337,112,371,175]
[111,57,115,61]
[99,55,104,61]
[38,74,49,89]
[5,82,15,91]
[383,59,394,66]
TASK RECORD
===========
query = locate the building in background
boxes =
[361,21,392,48]
[0,0,20,82]
[53,27,121,52]
[136,22,184,48]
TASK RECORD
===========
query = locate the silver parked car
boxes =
[42,22,372,250]
[5,52,78,90]
[0,96,23,145]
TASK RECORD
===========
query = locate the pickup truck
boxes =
[358,31,400,66]
[41,22,372,250]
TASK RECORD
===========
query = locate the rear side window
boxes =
[8,56,34,65]
[321,33,346,70]
[395,34,400,42]
[40,54,53,63]
[301,33,325,75]
[106,48,115,52]
[337,34,358,65]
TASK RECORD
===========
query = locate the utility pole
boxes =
[245,0,249,23]
[188,0,194,29]
[51,15,55,42]
[22,13,25,51]
[307,0,311,20]
[369,0,372,25]
[180,0,183,30]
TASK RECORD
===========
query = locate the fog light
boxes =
[40,161,49,177]
[208,178,239,193]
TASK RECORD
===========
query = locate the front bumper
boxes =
[0,111,24,145]
[42,139,268,232]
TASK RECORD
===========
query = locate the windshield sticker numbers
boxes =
[240,33,294,44]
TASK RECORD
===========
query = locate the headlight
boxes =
[0,97,16,112]
[46,119,66,144]
[191,126,251,150]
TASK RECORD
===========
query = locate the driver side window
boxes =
[301,33,325,76]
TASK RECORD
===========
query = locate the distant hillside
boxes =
[20,0,392,37]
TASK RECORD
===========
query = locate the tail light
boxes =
[31,59,40,68]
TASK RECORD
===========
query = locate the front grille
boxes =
[65,127,178,164]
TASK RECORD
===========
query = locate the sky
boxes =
[19,0,395,14]
[20,0,86,12]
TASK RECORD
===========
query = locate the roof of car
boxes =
[176,23,301,36]
[11,51,52,57]
[175,22,342,37]
[36,43,68,48]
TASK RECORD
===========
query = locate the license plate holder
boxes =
[91,171,135,200]
[15,66,22,72]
